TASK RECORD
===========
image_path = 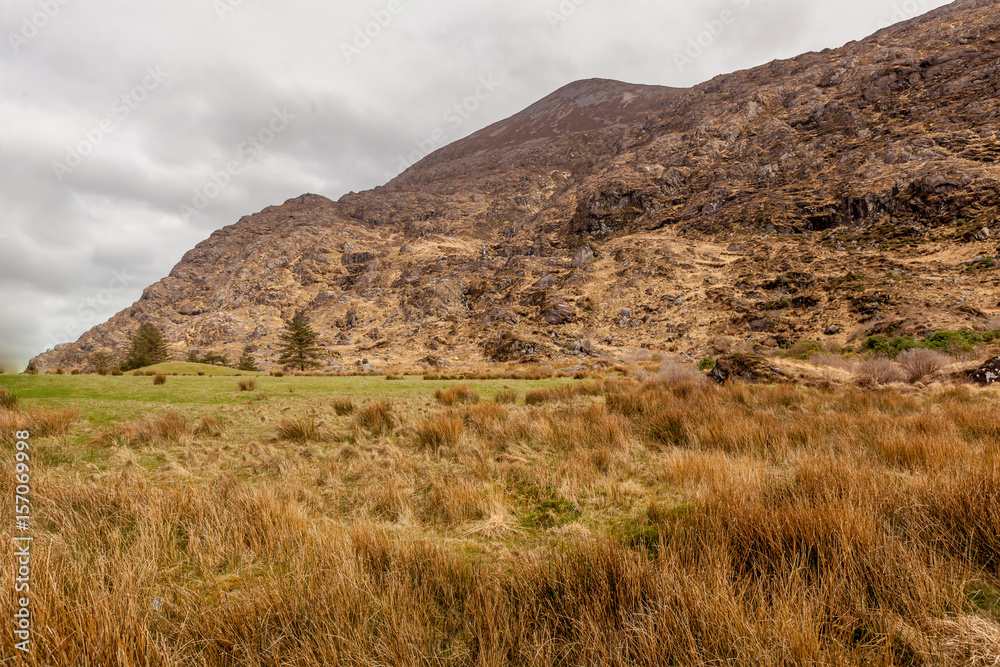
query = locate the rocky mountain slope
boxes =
[30,0,1000,373]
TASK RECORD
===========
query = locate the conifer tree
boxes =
[276,312,323,371]
[122,323,169,371]
[237,347,259,372]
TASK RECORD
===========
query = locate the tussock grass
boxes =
[0,386,18,411]
[152,373,167,386]
[5,377,1000,665]
[353,399,395,436]
[194,415,226,438]
[276,415,322,442]
[330,396,355,416]
[236,377,257,392]
[434,385,479,406]
[415,413,464,450]
[93,410,190,448]
[494,387,518,404]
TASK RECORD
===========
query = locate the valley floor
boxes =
[1,372,999,666]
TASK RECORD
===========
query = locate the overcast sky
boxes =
[0,0,951,371]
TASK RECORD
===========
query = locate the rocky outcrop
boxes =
[970,355,1000,386]
[27,0,1000,372]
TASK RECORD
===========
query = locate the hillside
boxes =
[30,0,1000,373]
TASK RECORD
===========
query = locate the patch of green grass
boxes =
[862,329,1000,358]
[966,581,1000,621]
[522,498,581,530]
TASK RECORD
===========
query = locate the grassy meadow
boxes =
[1,367,999,665]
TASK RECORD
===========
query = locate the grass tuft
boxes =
[237,377,257,392]
[435,385,480,406]
[353,399,395,436]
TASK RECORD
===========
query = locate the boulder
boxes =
[571,246,595,267]
[709,353,788,384]
[970,355,1000,386]
[485,333,547,362]
[543,305,575,325]
[342,252,376,266]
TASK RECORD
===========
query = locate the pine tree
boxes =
[237,347,259,372]
[122,323,169,371]
[277,312,324,371]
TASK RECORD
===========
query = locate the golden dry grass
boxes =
[2,379,1000,665]
[434,384,480,406]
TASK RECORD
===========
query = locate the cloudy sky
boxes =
[0,0,950,371]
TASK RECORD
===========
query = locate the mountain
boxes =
[30,0,1000,373]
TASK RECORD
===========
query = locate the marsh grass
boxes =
[434,385,480,406]
[2,377,1000,665]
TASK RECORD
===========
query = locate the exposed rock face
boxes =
[970,355,1000,385]
[709,353,788,385]
[29,0,1000,372]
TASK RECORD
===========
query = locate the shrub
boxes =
[415,414,464,450]
[897,348,951,383]
[110,369,123,376]
[331,397,355,416]
[854,358,905,386]
[863,334,918,359]
[494,388,518,404]
[354,400,395,436]
[697,356,716,371]
[435,385,479,406]
[237,378,257,392]
[660,360,709,384]
[0,386,18,411]
[153,374,167,386]
[276,416,322,442]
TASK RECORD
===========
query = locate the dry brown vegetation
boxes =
[330,396,355,416]
[2,378,1000,666]
[898,347,953,383]
[854,357,905,386]
[0,386,18,410]
[353,398,395,436]
[236,377,257,392]
[434,384,480,406]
